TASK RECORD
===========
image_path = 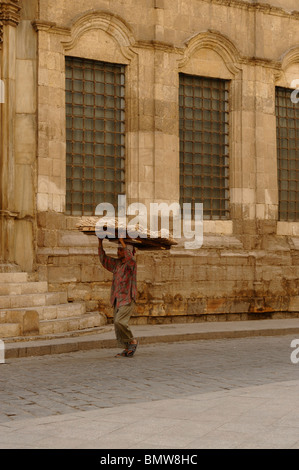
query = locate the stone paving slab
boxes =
[4,318,299,358]
[1,377,299,449]
[1,333,299,449]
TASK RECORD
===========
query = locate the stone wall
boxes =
[36,213,299,324]
[2,0,299,324]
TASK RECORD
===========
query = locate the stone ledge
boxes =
[4,317,299,358]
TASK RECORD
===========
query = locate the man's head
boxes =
[117,243,135,261]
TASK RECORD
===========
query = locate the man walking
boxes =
[98,237,138,357]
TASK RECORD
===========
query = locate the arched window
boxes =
[65,56,125,215]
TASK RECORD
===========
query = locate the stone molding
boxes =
[32,16,283,72]
[67,10,135,46]
[178,30,282,77]
[198,0,299,19]
[62,10,136,62]
[32,17,182,56]
[0,0,21,46]
[28,0,299,50]
[273,47,299,84]
[178,30,242,76]
[32,20,69,36]
[0,209,19,218]
[280,47,299,70]
[33,10,138,63]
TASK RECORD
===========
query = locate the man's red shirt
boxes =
[99,245,137,309]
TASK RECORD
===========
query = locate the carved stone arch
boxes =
[276,46,299,88]
[281,47,299,71]
[178,30,242,77]
[62,10,136,63]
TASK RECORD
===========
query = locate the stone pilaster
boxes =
[0,1,31,269]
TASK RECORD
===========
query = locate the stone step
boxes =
[0,310,39,336]
[0,323,22,338]
[1,302,86,322]
[0,281,48,296]
[34,302,86,321]
[39,312,106,336]
[0,291,68,309]
[0,271,107,341]
[0,272,28,283]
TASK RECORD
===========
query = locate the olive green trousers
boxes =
[113,301,135,348]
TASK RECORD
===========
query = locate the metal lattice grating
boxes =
[65,57,126,216]
[179,74,230,219]
[276,87,299,221]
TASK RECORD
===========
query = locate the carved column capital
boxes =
[0,0,21,45]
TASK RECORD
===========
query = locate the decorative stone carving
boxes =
[61,10,136,62]
[179,30,242,76]
[0,0,21,46]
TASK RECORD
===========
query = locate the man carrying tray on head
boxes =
[98,237,138,357]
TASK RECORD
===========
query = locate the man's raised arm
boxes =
[98,238,117,272]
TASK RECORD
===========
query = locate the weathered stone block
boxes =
[289,297,299,312]
[48,266,81,283]
[4,310,39,335]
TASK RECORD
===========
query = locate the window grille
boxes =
[179,74,230,219]
[65,57,125,215]
[276,86,299,221]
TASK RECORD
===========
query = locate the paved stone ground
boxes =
[1,334,299,448]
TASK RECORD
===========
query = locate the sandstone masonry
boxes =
[1,0,299,336]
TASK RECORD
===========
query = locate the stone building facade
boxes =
[1,0,299,336]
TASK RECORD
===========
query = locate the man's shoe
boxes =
[126,340,138,357]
